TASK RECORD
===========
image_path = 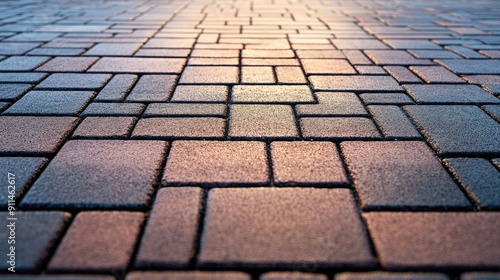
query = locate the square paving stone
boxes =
[364,212,500,269]
[0,211,69,272]
[0,56,50,71]
[364,50,433,65]
[48,212,143,272]
[0,84,33,101]
[21,140,166,209]
[81,103,145,117]
[5,90,94,115]
[310,76,402,92]
[262,272,327,280]
[88,57,186,73]
[0,116,78,155]
[276,67,307,84]
[143,103,226,117]
[163,141,268,186]
[199,188,375,268]
[336,272,449,280]
[179,66,238,84]
[296,92,368,116]
[126,75,177,102]
[404,105,500,156]
[126,272,250,280]
[436,59,500,74]
[84,43,141,56]
[36,73,112,90]
[444,158,500,210]
[403,84,499,104]
[341,141,470,210]
[300,117,381,140]
[242,67,275,83]
[35,57,98,72]
[301,59,356,75]
[0,157,47,202]
[72,117,136,139]
[232,85,314,103]
[94,74,137,101]
[171,85,228,102]
[135,188,203,268]
[271,142,348,185]
[132,118,225,139]
[229,105,299,139]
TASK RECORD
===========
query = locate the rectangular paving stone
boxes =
[301,59,356,75]
[404,105,500,156]
[36,57,98,72]
[0,116,78,155]
[1,275,113,280]
[0,42,40,55]
[336,272,449,280]
[383,39,441,49]
[0,157,47,201]
[445,46,486,59]
[179,66,238,84]
[296,92,368,116]
[354,65,386,74]
[36,24,110,32]
[276,67,307,84]
[21,140,166,209]
[5,90,94,115]
[143,38,196,48]
[403,84,500,104]
[136,188,202,268]
[0,56,50,71]
[27,47,85,56]
[0,212,69,272]
[232,85,314,103]
[341,141,470,210]
[48,212,143,272]
[270,142,348,185]
[364,212,500,269]
[300,117,381,140]
[444,158,500,210]
[84,43,141,56]
[364,50,433,65]
[88,57,186,73]
[342,50,373,65]
[127,272,250,280]
[126,75,177,102]
[242,49,295,58]
[191,49,240,58]
[262,272,327,280]
[409,66,465,83]
[36,73,112,90]
[482,105,500,121]
[384,66,423,83]
[0,84,33,101]
[229,105,298,139]
[331,39,389,50]
[310,76,402,92]
[242,67,275,84]
[199,188,375,268]
[0,72,47,83]
[436,59,500,74]
[242,58,300,66]
[171,85,228,102]
[408,50,461,59]
[72,117,136,139]
[360,93,414,105]
[188,57,239,66]
[132,117,225,139]
[81,103,145,117]
[143,103,226,117]
[163,141,268,185]
[94,74,137,101]
[135,48,191,57]
[296,50,345,59]
[367,105,422,140]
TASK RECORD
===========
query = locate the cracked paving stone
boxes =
[261,272,327,280]
[143,103,226,117]
[404,105,500,156]
[301,59,356,75]
[0,157,47,201]
[163,141,268,185]
[0,56,50,71]
[126,271,251,280]
[72,117,136,139]
[126,75,177,102]
[300,117,381,140]
[179,66,238,84]
[199,188,375,268]
[36,73,112,90]
[21,140,166,209]
[171,85,228,103]
[88,57,186,73]
[364,50,433,65]
[48,212,143,272]
[94,74,137,101]
[135,188,202,268]
[132,117,225,139]
[367,105,422,140]
[0,83,33,101]
[436,59,500,74]
[341,141,470,210]
[296,92,368,116]
[335,272,449,280]
[4,90,94,115]
[310,75,402,92]
[81,103,145,117]
[232,85,314,103]
[403,84,499,104]
[364,212,500,269]
[36,57,98,72]
[0,116,78,155]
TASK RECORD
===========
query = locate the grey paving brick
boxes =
[445,46,486,59]
[383,39,441,49]
[0,157,47,201]
[360,93,414,105]
[310,76,402,92]
[36,57,98,72]
[436,59,500,74]
[296,92,368,116]
[482,105,500,121]
[404,105,500,156]
[72,117,136,139]
[335,272,449,280]
[232,85,314,103]
[179,66,238,84]
[270,141,348,185]
[300,118,381,140]
[301,59,356,75]
[0,211,69,272]
[36,73,111,90]
[462,75,500,85]
[409,66,464,83]
[0,84,32,101]
[88,57,186,73]
[342,50,373,65]
[171,85,228,102]
[21,140,166,209]
[84,43,141,56]
[126,271,250,280]
[403,84,499,104]
[49,211,143,272]
[81,103,145,117]
[0,56,50,71]
[36,24,110,33]
[367,105,422,140]
[132,117,225,139]
[163,141,268,185]
[461,273,500,280]
[364,212,500,269]
[136,188,202,268]
[0,102,9,112]
[199,188,375,268]
[94,74,137,101]
[331,39,389,50]
[354,65,386,74]
[0,73,47,83]
[143,103,226,117]
[444,158,500,210]
[276,67,307,84]
[229,105,298,139]
[5,90,94,116]
[408,50,461,59]
[384,66,423,83]
[143,38,196,48]
[126,75,177,102]
[262,272,327,280]
[364,50,433,65]
[27,48,85,56]
[242,66,275,84]
[341,141,470,209]
[135,48,191,57]
[0,116,78,155]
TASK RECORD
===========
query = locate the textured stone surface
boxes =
[461,273,500,280]
[403,84,499,104]
[364,50,433,65]
[436,59,500,74]
[335,272,449,280]
[88,57,186,73]
[0,157,47,201]
[179,66,238,84]
[126,75,177,102]
[310,76,402,92]
[367,105,422,140]
[36,57,98,72]
[300,117,381,140]
[409,66,464,83]
[81,103,145,116]
[132,117,225,139]
[360,93,414,105]
[171,85,228,102]
[261,272,327,280]
[126,271,251,280]
[72,117,136,138]
[36,74,111,90]
[94,74,137,101]
[0,56,50,71]
[5,90,94,115]
[229,105,298,138]
[301,59,356,74]
[232,85,314,103]
[296,92,368,116]
[143,103,226,117]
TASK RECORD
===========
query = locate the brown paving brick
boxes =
[126,75,177,102]
[242,49,294,58]
[188,57,239,66]
[261,272,327,280]
[229,105,298,139]
[276,67,307,84]
[143,38,196,48]
[49,212,144,272]
[171,85,228,102]
[191,49,239,58]
[271,141,348,185]
[335,272,449,280]
[331,39,389,50]
[296,92,368,116]
[296,50,345,59]
[364,50,433,65]
[88,57,186,73]
[364,212,500,269]
[242,58,300,66]
[132,118,225,139]
[72,117,136,139]
[199,188,375,268]
[135,49,190,57]
[367,105,422,140]
[232,85,314,103]
[300,117,381,140]
[0,116,78,155]
[242,66,275,84]
[180,66,238,84]
[310,75,402,92]
[136,188,202,268]
[301,59,356,75]
[143,103,226,117]
[163,141,268,185]
[126,271,250,280]
[36,57,98,72]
